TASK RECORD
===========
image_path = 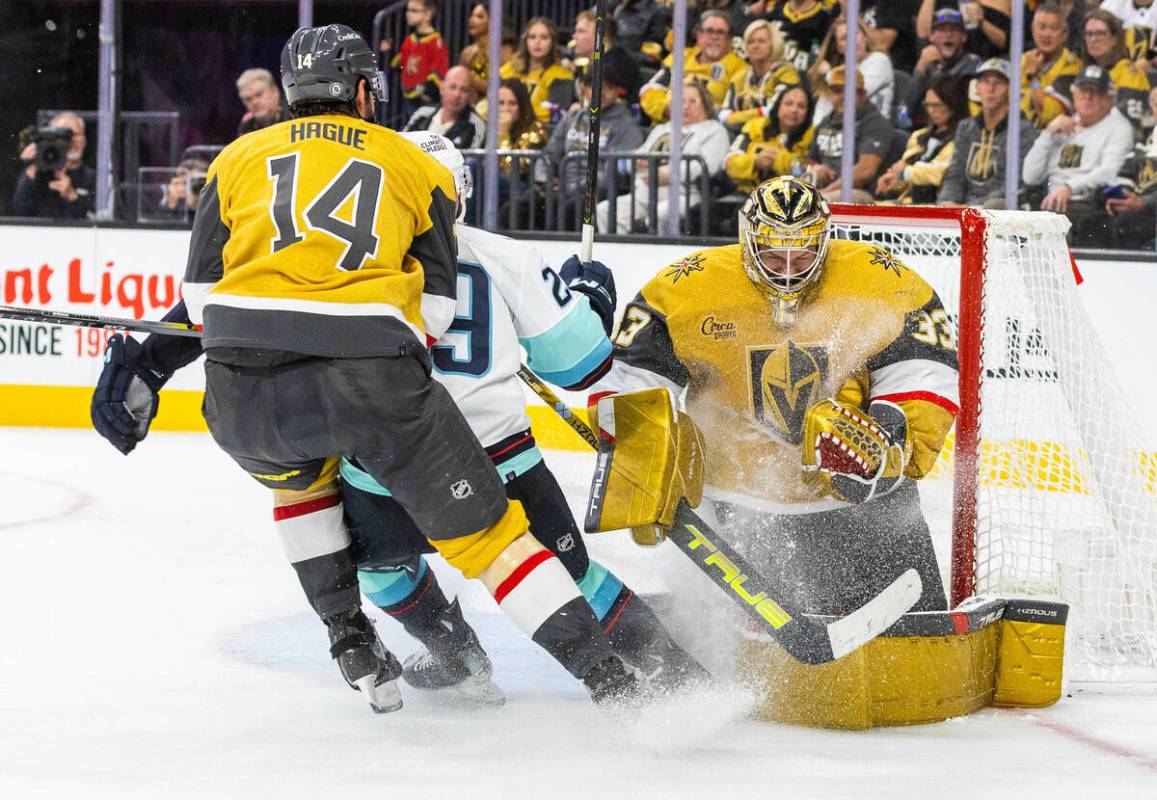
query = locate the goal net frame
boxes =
[828,203,1157,680]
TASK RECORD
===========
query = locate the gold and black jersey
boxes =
[767,0,841,71]
[183,115,458,358]
[601,241,959,508]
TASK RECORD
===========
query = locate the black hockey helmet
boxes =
[280,24,387,108]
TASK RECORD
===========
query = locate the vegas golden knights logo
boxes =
[747,340,828,444]
[1058,143,1084,170]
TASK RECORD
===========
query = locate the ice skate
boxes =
[581,655,640,705]
[326,608,404,714]
[400,598,505,705]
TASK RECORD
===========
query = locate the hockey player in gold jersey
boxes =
[181,24,637,712]
[594,177,958,615]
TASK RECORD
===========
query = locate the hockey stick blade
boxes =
[668,502,923,665]
[0,305,202,338]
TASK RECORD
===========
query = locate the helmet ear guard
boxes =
[738,177,831,307]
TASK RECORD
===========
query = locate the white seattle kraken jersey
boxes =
[342,225,612,494]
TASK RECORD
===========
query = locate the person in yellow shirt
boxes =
[1081,8,1151,137]
[718,18,803,135]
[876,75,968,204]
[499,16,575,126]
[725,84,815,193]
[639,10,747,123]
[1021,1,1084,128]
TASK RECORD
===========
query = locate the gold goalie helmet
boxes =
[739,176,831,323]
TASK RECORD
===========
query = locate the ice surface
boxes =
[2,428,1156,798]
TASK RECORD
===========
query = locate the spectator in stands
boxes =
[403,65,486,150]
[1023,63,1134,245]
[1101,0,1157,69]
[566,10,643,104]
[1104,84,1157,248]
[458,2,516,102]
[12,112,94,219]
[876,74,968,204]
[718,19,802,135]
[539,49,646,228]
[500,17,576,127]
[810,17,895,125]
[725,84,816,193]
[235,68,286,137]
[390,0,450,118]
[939,58,1038,208]
[805,65,893,201]
[1081,8,1151,136]
[496,78,547,177]
[916,0,1012,60]
[759,0,841,72]
[639,11,746,123]
[1022,2,1085,129]
[596,80,729,234]
[907,9,982,130]
[858,0,920,73]
[159,157,209,221]
[614,0,669,69]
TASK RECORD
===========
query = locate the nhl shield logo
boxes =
[747,340,829,444]
[450,479,473,500]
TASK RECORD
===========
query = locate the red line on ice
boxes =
[1021,711,1157,773]
[0,474,94,532]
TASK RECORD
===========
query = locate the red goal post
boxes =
[827,204,1157,679]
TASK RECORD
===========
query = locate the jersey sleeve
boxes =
[864,271,961,479]
[408,156,460,343]
[182,167,230,326]
[596,285,691,404]
[491,239,613,391]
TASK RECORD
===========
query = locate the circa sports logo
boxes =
[700,315,736,340]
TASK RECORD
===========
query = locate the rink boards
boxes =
[2,222,1156,475]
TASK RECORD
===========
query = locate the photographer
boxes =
[159,158,210,222]
[13,112,95,219]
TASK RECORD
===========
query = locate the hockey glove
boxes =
[559,255,617,336]
[91,334,171,455]
[801,398,911,504]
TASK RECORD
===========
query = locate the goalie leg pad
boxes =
[584,388,705,544]
[992,600,1068,708]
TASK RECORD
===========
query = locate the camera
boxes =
[32,127,75,174]
[187,173,207,197]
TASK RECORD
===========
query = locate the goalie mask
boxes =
[739,177,831,322]
[400,131,472,222]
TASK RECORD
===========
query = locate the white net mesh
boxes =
[831,208,1157,681]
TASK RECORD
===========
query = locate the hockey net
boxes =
[829,205,1157,682]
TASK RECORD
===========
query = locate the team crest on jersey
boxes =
[747,340,828,444]
[869,247,904,276]
[666,254,705,283]
[1058,143,1084,170]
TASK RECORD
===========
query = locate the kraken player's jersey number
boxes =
[267,153,384,271]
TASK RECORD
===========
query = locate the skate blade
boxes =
[355,675,404,714]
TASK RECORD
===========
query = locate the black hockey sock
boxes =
[291,545,362,620]
[531,596,620,680]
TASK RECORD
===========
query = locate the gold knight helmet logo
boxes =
[748,340,828,444]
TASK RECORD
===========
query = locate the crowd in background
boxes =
[15,0,1157,250]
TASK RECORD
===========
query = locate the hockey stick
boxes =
[515,365,924,664]
[579,0,608,261]
[0,305,202,338]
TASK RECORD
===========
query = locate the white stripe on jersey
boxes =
[595,359,685,407]
[868,358,959,410]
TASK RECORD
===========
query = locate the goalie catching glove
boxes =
[802,398,911,504]
[584,388,704,545]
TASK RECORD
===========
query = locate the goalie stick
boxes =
[515,366,924,664]
[0,305,201,338]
